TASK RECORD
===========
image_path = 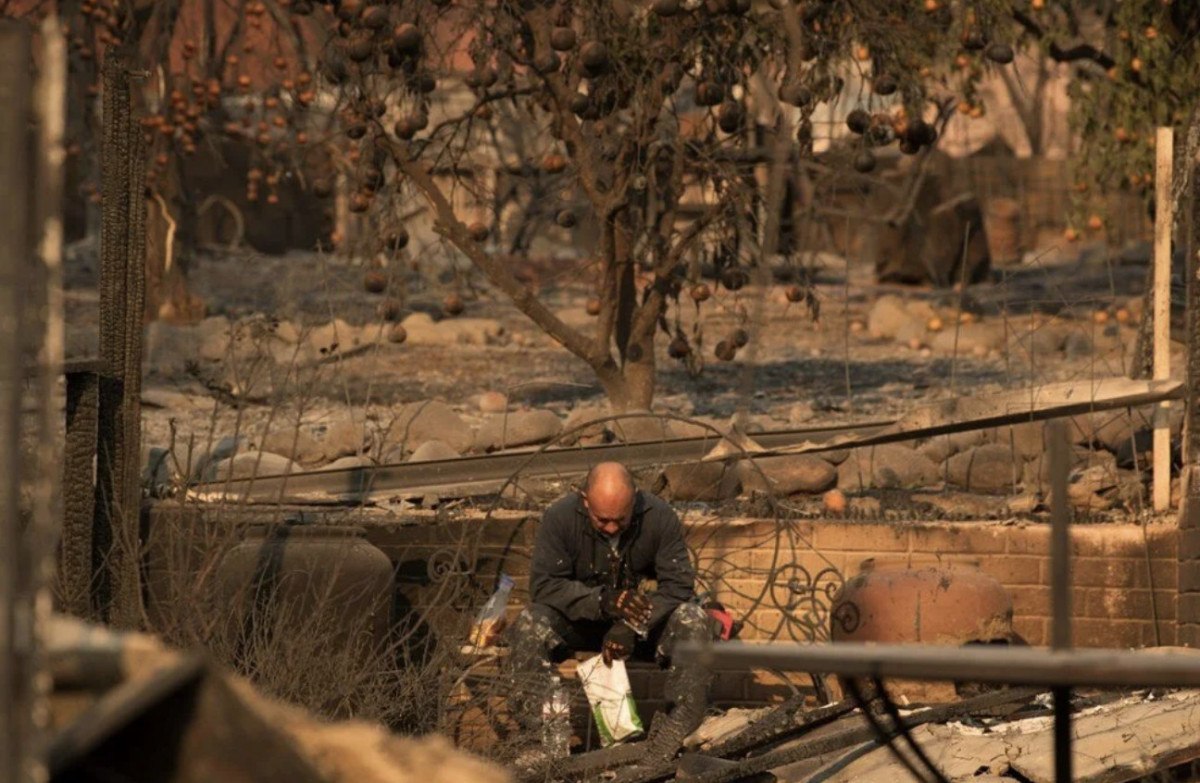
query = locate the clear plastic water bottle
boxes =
[541,676,572,758]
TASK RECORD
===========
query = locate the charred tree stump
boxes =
[93,52,146,629]
[61,366,99,619]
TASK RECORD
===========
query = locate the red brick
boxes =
[1012,616,1047,645]
[1005,526,1050,555]
[1141,621,1178,647]
[1071,618,1143,648]
[742,610,785,641]
[1180,565,1200,593]
[1057,557,1143,588]
[910,524,1007,555]
[710,671,750,701]
[1080,588,1163,620]
[815,523,909,552]
[748,548,843,575]
[1150,559,1178,590]
[1178,624,1200,649]
[1009,585,1050,616]
[980,556,1042,586]
[1180,529,1200,561]
[1177,593,1200,625]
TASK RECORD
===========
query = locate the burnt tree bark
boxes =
[93,52,146,629]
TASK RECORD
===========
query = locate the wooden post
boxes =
[1182,137,1200,647]
[93,52,146,628]
[0,20,34,783]
[1154,127,1174,512]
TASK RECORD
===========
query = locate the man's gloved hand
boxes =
[600,587,653,629]
[602,622,638,667]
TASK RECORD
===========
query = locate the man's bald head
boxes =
[582,462,636,537]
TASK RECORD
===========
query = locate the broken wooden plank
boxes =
[612,687,1041,783]
[803,690,1200,783]
[708,377,1184,461]
[1010,690,1200,783]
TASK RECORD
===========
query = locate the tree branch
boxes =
[386,141,602,366]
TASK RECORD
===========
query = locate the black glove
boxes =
[600,587,653,629]
[602,622,638,667]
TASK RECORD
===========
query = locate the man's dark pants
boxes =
[505,602,712,752]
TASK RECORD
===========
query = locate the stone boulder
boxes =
[660,462,739,502]
[318,455,375,471]
[474,410,564,452]
[867,295,919,340]
[837,444,939,490]
[918,429,986,465]
[144,321,202,376]
[561,403,612,446]
[260,427,326,466]
[408,440,461,462]
[306,318,362,356]
[205,451,294,481]
[945,444,1020,493]
[318,414,373,459]
[930,322,1006,355]
[379,400,474,456]
[738,455,837,496]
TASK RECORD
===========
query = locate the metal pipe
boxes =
[675,641,1200,689]
[1048,419,1073,783]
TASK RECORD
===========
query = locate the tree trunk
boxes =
[597,330,657,412]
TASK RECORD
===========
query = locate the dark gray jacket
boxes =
[530,489,696,628]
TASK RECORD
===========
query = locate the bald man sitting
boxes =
[506,461,712,755]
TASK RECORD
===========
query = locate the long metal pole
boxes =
[0,21,33,783]
[676,642,1200,689]
[1048,420,1073,783]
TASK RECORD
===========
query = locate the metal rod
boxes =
[674,641,1200,688]
[1048,419,1073,783]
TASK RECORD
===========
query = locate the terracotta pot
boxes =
[215,523,395,656]
[831,556,1014,646]
[829,556,1015,704]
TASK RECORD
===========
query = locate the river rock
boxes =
[867,295,920,340]
[931,322,1006,354]
[661,462,739,502]
[738,455,837,496]
[319,413,373,458]
[205,451,294,481]
[380,400,474,456]
[144,321,202,376]
[409,440,461,462]
[918,429,987,464]
[561,404,612,446]
[474,409,563,452]
[307,318,361,356]
[837,444,939,490]
[945,444,1020,493]
[260,427,326,466]
[195,315,232,361]
[318,455,375,471]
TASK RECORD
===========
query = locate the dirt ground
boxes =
[62,235,1169,467]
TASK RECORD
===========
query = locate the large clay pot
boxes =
[829,557,1014,704]
[831,556,1014,646]
[214,523,395,659]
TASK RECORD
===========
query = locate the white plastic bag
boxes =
[577,654,645,746]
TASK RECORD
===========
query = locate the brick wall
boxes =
[679,517,1178,649]
[141,503,1181,751]
[360,512,1178,745]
